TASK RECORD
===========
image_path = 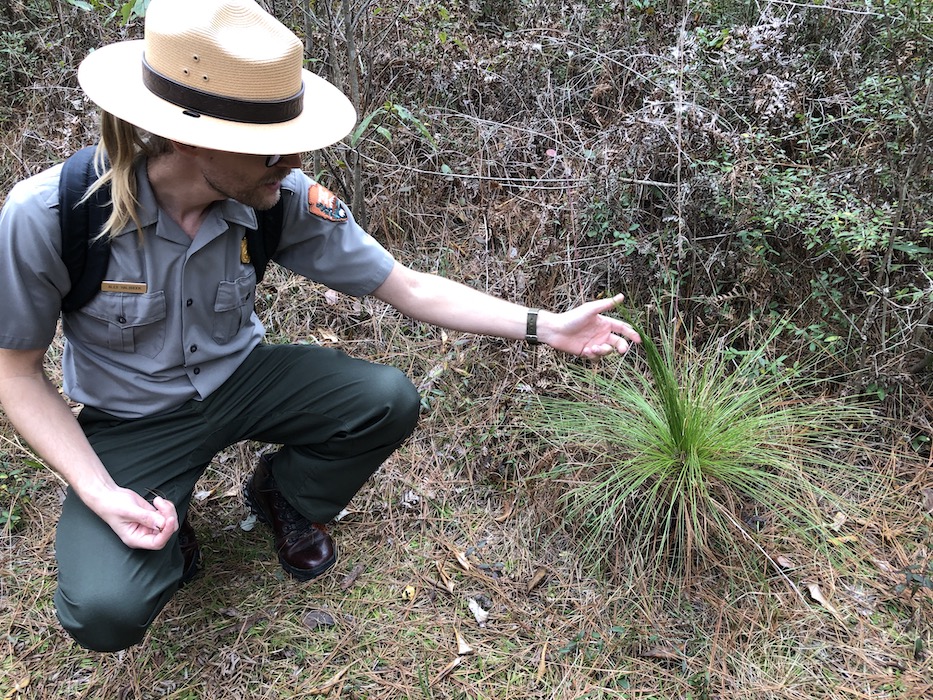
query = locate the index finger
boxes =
[611,318,641,344]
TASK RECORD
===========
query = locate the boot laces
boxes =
[273,491,317,545]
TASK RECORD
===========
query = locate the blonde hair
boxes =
[83,111,172,239]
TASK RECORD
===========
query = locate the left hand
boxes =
[540,293,641,358]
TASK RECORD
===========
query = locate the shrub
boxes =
[529,310,883,583]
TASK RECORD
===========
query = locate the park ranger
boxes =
[0,0,639,652]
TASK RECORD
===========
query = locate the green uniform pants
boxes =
[54,343,420,652]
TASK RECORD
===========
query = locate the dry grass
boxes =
[1,277,931,698]
[2,0,933,698]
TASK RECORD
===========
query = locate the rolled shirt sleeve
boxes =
[271,170,395,296]
[0,165,71,350]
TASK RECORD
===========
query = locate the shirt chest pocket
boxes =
[76,291,167,358]
[212,275,256,343]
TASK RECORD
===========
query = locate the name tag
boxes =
[101,281,148,294]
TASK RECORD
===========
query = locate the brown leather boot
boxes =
[177,515,201,587]
[243,453,337,581]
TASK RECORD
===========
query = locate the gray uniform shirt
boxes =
[0,160,395,419]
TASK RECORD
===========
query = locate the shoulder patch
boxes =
[307,183,348,223]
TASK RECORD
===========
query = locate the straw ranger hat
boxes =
[78,0,357,155]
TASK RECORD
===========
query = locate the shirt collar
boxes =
[218,198,259,230]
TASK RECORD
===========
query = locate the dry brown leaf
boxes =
[526,566,548,593]
[339,562,365,590]
[775,555,794,569]
[429,656,462,686]
[4,676,31,700]
[922,488,933,514]
[317,329,340,344]
[536,642,548,681]
[435,561,455,593]
[302,609,336,630]
[806,582,839,616]
[494,497,514,523]
[455,627,474,655]
[641,645,683,661]
[873,558,895,573]
[447,545,473,571]
[829,511,847,531]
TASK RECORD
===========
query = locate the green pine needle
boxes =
[529,309,881,583]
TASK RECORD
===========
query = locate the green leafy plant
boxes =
[65,0,149,21]
[895,560,933,598]
[349,101,436,149]
[585,199,642,255]
[530,309,880,582]
[0,458,41,531]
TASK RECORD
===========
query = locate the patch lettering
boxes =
[307,183,348,223]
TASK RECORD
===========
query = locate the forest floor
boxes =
[0,285,930,699]
[1,1,932,698]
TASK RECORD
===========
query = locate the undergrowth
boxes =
[529,310,889,586]
[0,0,931,698]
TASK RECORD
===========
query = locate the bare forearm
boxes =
[373,264,640,357]
[0,368,117,505]
[376,269,534,339]
[0,349,175,548]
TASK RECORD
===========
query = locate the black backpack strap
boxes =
[59,146,113,313]
[246,195,285,283]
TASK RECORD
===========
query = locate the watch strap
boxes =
[525,308,541,346]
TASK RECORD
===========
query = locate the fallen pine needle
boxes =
[430,657,462,686]
[307,664,353,695]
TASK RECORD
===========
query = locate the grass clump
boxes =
[530,311,882,583]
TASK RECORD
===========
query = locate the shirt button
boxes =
[117,316,127,324]
[193,367,201,375]
[190,344,198,353]
[186,299,194,307]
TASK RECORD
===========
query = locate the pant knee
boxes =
[56,583,167,652]
[372,365,420,441]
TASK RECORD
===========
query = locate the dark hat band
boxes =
[142,57,304,124]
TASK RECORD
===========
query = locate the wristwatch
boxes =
[525,308,541,346]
